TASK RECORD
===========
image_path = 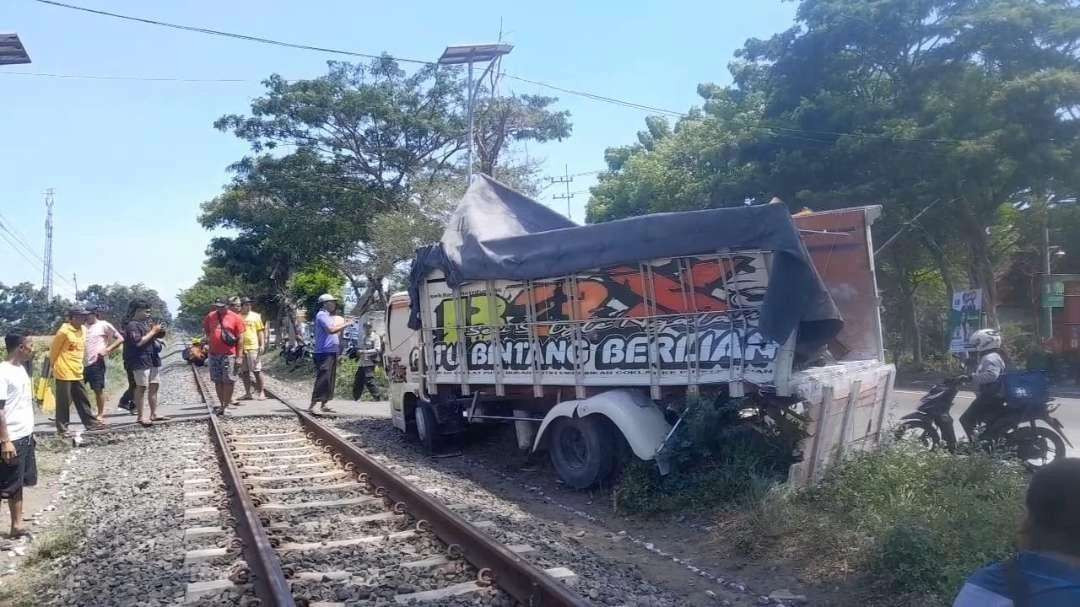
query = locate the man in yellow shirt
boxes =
[49,306,103,437]
[238,297,267,401]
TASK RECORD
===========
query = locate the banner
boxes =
[947,289,983,353]
[421,253,781,387]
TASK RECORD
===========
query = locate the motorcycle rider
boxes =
[959,328,1007,440]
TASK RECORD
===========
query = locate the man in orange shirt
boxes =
[50,306,103,437]
[203,298,245,415]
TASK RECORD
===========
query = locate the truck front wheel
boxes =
[548,416,616,489]
[416,401,441,454]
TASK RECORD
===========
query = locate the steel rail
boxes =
[266,389,588,607]
[191,365,296,607]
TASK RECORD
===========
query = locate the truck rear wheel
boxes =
[548,416,616,489]
[415,401,441,454]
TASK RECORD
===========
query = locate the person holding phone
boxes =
[123,300,166,427]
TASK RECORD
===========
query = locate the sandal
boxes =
[138,421,153,428]
[151,416,171,421]
[319,405,336,413]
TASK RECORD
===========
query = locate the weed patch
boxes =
[717,445,1028,606]
[613,396,800,514]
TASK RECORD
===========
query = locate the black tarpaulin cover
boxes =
[408,175,842,346]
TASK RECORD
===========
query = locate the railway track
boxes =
[183,363,587,606]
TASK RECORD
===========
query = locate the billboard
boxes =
[947,289,983,353]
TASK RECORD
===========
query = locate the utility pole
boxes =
[42,189,55,300]
[1041,212,1053,340]
[73,273,79,301]
[550,165,574,221]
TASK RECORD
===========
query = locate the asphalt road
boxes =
[892,387,1080,458]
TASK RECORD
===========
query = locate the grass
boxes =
[717,444,1029,606]
[612,395,801,514]
[0,519,84,607]
[262,349,388,401]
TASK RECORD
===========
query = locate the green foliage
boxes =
[588,0,1080,344]
[614,395,800,514]
[79,283,171,327]
[290,262,346,320]
[0,282,71,335]
[176,265,257,331]
[722,445,1028,605]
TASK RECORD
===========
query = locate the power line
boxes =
[32,0,434,65]
[0,70,251,83]
[30,0,1055,147]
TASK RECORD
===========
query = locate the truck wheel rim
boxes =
[559,426,589,470]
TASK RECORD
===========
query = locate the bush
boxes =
[613,395,801,514]
[718,445,1029,606]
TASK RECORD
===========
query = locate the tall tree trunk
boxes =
[956,201,999,327]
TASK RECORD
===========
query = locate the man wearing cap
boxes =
[83,305,124,423]
[238,297,267,401]
[310,293,351,413]
[50,306,103,436]
[352,320,383,401]
[123,299,166,426]
[203,297,245,414]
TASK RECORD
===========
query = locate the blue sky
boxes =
[1,1,797,311]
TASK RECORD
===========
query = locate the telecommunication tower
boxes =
[43,189,54,300]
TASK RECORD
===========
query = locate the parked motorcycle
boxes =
[895,373,1072,468]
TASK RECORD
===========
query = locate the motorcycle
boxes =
[895,373,1072,468]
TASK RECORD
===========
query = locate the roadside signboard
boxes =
[948,289,983,353]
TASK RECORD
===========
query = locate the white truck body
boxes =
[386,187,894,488]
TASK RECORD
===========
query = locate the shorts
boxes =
[132,366,161,387]
[209,355,239,384]
[0,436,37,499]
[84,358,107,392]
[241,350,262,374]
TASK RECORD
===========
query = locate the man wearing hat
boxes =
[83,304,124,423]
[49,306,103,436]
[238,297,267,401]
[309,293,351,413]
[203,297,245,414]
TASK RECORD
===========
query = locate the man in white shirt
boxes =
[83,305,124,423]
[0,333,38,538]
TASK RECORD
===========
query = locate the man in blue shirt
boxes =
[954,458,1080,606]
[308,293,351,414]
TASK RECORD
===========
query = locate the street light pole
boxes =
[466,60,474,184]
[438,43,513,186]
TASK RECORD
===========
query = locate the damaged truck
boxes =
[384,176,895,489]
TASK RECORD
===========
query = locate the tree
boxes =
[587,0,1080,329]
[176,265,256,332]
[0,282,70,335]
[79,283,171,328]
[473,92,571,178]
[203,58,572,322]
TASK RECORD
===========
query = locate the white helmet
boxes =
[317,293,338,304]
[968,328,1002,352]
